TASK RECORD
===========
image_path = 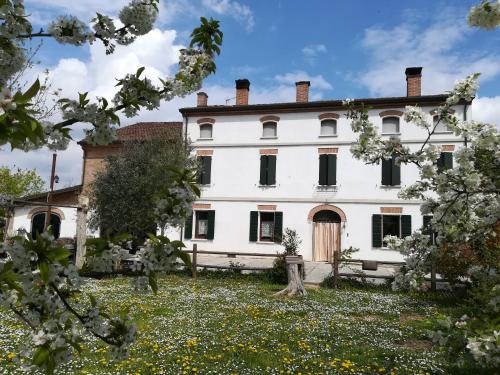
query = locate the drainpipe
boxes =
[180,114,189,242]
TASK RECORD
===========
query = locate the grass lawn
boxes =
[0,272,484,374]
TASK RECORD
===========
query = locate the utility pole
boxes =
[44,153,57,231]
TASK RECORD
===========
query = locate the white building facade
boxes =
[178,67,471,262]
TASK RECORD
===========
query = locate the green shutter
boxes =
[184,213,193,239]
[196,157,203,184]
[249,211,258,242]
[391,158,401,185]
[372,214,382,247]
[202,156,212,185]
[267,155,276,185]
[422,215,432,234]
[443,152,453,170]
[401,215,412,238]
[259,156,267,185]
[273,212,283,243]
[381,158,391,185]
[319,154,328,185]
[327,154,337,186]
[207,210,215,240]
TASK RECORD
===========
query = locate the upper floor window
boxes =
[320,120,337,136]
[199,123,213,139]
[318,154,337,186]
[197,156,212,185]
[433,115,451,133]
[381,156,401,186]
[436,152,453,171]
[259,155,276,186]
[262,122,277,138]
[382,117,400,134]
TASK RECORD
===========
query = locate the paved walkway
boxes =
[195,254,400,285]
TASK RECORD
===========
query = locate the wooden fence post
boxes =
[192,243,198,280]
[333,251,340,289]
[75,195,88,270]
[430,263,437,292]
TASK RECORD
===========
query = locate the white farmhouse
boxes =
[178,67,471,262]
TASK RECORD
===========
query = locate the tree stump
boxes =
[274,256,307,297]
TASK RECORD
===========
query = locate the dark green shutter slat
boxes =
[381,159,391,185]
[422,215,432,234]
[202,156,212,185]
[401,215,412,238]
[196,157,203,184]
[273,212,283,243]
[207,210,215,240]
[372,214,382,247]
[249,211,258,242]
[391,158,401,185]
[184,213,193,239]
[267,155,276,185]
[319,154,328,185]
[259,156,267,185]
[444,153,453,169]
[327,154,337,185]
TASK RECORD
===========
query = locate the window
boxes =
[422,215,437,245]
[184,210,215,240]
[381,156,401,186]
[259,155,276,186]
[262,122,277,138]
[433,115,451,133]
[382,117,400,134]
[199,123,213,139]
[318,154,337,185]
[197,156,212,185]
[31,212,61,239]
[320,120,337,136]
[195,211,209,239]
[249,211,283,243]
[372,214,412,248]
[436,152,453,171]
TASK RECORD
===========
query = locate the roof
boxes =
[116,122,182,141]
[23,185,82,201]
[179,95,471,116]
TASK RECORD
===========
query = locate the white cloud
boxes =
[471,96,500,126]
[302,44,326,57]
[274,71,333,91]
[201,0,255,31]
[358,13,500,97]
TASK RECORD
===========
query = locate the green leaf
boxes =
[136,66,145,77]
[39,262,50,283]
[19,79,40,103]
[174,250,191,267]
[47,246,71,262]
[32,346,50,366]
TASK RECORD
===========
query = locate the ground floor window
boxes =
[195,211,209,239]
[31,212,61,239]
[259,212,275,241]
[184,210,215,240]
[249,211,283,243]
[372,214,411,248]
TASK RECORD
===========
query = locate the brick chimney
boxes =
[405,67,422,97]
[235,79,250,105]
[295,81,311,102]
[197,92,208,107]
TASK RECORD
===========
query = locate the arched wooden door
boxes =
[31,213,61,239]
[312,210,341,262]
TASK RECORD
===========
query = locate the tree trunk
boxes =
[274,257,307,297]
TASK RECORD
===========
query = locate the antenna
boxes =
[225,97,236,105]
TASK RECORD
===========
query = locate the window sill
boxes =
[434,131,453,134]
[191,238,211,242]
[380,185,401,189]
[318,134,338,138]
[258,185,277,188]
[260,136,278,140]
[381,132,401,136]
[373,247,399,251]
[197,138,213,141]
[256,241,278,245]
[316,185,338,191]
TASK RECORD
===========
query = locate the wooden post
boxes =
[333,251,340,289]
[75,195,88,269]
[192,243,198,279]
[430,263,437,292]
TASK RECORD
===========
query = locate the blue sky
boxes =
[2,0,500,186]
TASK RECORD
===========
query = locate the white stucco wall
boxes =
[11,206,78,238]
[181,103,469,262]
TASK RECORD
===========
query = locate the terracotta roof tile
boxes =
[116,122,182,141]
